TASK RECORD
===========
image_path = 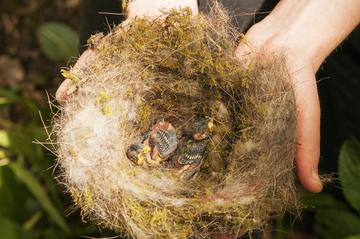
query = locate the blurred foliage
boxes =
[339,140,360,212]
[37,22,79,62]
[0,89,101,239]
[0,0,105,238]
[274,139,360,239]
[304,139,360,239]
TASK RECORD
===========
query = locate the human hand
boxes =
[236,27,322,193]
[237,0,360,193]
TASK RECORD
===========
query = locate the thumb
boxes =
[56,48,96,104]
[292,65,322,193]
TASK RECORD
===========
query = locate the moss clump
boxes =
[96,90,112,116]
[53,3,297,238]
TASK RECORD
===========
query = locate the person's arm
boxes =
[237,0,360,193]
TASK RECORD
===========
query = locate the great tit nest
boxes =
[53,4,297,239]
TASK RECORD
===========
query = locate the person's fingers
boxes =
[237,30,323,192]
[292,66,322,193]
[56,49,96,104]
[235,34,258,62]
[237,19,323,192]
[235,23,276,62]
[55,78,72,103]
[72,48,96,69]
[126,0,199,19]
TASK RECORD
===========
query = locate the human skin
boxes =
[236,0,360,193]
[56,0,360,193]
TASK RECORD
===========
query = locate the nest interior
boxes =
[53,4,297,239]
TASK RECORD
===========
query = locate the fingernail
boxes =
[311,169,323,191]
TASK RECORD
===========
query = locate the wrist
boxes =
[126,0,198,19]
[243,20,316,74]
[251,13,319,72]
[254,0,360,72]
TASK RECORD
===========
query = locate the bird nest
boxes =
[53,4,297,239]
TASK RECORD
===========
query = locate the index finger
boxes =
[56,49,96,104]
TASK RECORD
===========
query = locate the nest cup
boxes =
[53,4,297,238]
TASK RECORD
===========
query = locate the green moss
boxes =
[136,104,152,130]
[96,90,112,116]
[61,69,79,82]
[59,5,296,238]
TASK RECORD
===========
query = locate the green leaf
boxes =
[8,161,69,232]
[0,157,10,167]
[302,192,348,210]
[0,88,22,103]
[7,129,41,163]
[0,130,10,147]
[23,211,43,231]
[0,96,9,105]
[339,139,360,212]
[315,208,360,239]
[0,167,30,222]
[0,218,34,239]
[0,218,22,239]
[346,235,360,239]
[0,88,39,120]
[37,22,79,62]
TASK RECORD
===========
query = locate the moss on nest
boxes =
[53,3,297,238]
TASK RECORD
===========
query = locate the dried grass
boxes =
[52,3,297,238]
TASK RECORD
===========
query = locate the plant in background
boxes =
[0,88,102,239]
[0,89,66,238]
[37,22,79,62]
[0,11,96,238]
[301,139,360,239]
